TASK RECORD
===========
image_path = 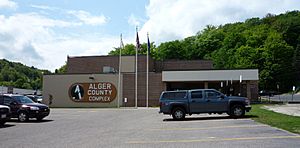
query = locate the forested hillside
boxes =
[109,11,300,92]
[0,59,51,90]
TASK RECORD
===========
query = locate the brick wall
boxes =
[154,60,213,72]
[67,56,119,74]
[122,72,164,107]
[67,55,155,73]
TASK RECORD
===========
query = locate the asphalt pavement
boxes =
[1,108,300,148]
[267,93,300,102]
[264,104,300,117]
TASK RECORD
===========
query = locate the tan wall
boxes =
[121,56,135,72]
[43,74,122,107]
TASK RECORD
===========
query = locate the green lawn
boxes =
[247,104,300,134]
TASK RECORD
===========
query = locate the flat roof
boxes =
[162,69,259,82]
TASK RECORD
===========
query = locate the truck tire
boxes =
[230,105,245,118]
[172,107,185,120]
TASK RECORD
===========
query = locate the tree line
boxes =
[109,11,300,92]
[0,59,51,90]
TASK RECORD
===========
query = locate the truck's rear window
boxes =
[161,92,187,100]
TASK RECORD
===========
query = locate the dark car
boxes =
[0,105,10,126]
[259,90,278,97]
[0,94,50,122]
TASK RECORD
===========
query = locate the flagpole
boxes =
[118,34,123,108]
[135,27,138,109]
[146,33,149,108]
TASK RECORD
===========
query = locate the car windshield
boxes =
[12,96,34,104]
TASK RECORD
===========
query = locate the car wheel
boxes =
[36,117,44,121]
[18,112,28,122]
[230,105,245,118]
[172,107,185,120]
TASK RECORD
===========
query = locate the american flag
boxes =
[136,30,141,50]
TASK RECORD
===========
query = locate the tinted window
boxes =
[205,90,219,99]
[12,96,34,104]
[191,91,203,99]
[161,92,187,100]
[3,96,12,106]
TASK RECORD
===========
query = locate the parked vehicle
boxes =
[26,95,43,103]
[0,94,50,122]
[159,89,251,120]
[259,90,277,97]
[0,105,10,126]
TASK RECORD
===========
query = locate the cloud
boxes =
[30,4,58,11]
[139,0,300,44]
[30,5,108,26]
[68,10,108,26]
[34,36,119,70]
[0,0,17,9]
[128,14,142,26]
[0,13,115,71]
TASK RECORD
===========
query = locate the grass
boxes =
[247,104,300,134]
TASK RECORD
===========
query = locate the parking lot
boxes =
[1,108,300,148]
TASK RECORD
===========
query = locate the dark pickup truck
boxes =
[159,89,251,120]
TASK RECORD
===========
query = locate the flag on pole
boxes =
[120,34,124,49]
[147,33,151,55]
[146,32,150,108]
[135,27,138,108]
[136,29,141,50]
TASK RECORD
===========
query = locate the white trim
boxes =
[162,69,258,82]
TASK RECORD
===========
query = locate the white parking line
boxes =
[147,124,268,131]
[127,135,300,144]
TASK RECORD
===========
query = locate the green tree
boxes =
[55,62,67,73]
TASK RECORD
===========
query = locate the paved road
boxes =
[267,93,300,102]
[264,104,300,117]
[1,108,300,148]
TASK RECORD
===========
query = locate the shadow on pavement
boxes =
[163,115,258,122]
[8,119,54,123]
[0,124,16,128]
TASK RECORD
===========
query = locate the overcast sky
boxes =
[0,0,300,71]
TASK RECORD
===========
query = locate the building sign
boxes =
[69,82,117,103]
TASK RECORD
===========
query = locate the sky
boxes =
[0,0,300,71]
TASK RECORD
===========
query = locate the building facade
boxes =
[42,55,259,107]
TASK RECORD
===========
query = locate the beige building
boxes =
[43,55,259,107]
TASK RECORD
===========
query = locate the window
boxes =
[103,66,115,73]
[161,92,187,100]
[191,91,203,99]
[12,96,34,104]
[161,93,169,100]
[3,96,12,106]
[205,90,219,99]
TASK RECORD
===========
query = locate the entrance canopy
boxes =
[162,69,259,82]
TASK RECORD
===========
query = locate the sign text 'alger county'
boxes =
[69,82,117,103]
